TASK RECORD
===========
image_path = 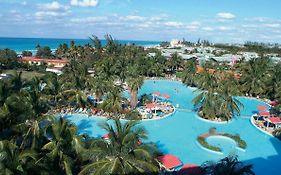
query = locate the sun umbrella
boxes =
[102,132,117,139]
[152,92,161,96]
[146,103,158,109]
[256,105,268,111]
[152,92,161,102]
[269,101,279,106]
[268,117,281,124]
[258,111,271,117]
[160,94,171,99]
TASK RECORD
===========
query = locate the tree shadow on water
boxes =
[243,137,281,175]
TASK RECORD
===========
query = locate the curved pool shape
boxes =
[66,80,281,175]
[205,135,244,154]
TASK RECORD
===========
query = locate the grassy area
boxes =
[2,69,45,80]
[222,133,247,149]
[175,71,184,79]
[197,136,222,152]
[197,132,247,152]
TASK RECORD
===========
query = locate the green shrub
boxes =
[222,133,247,149]
[197,131,247,153]
[197,136,221,152]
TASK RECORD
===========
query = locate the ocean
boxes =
[0,37,160,54]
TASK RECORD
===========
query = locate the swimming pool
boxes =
[65,80,281,175]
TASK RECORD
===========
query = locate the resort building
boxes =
[170,39,181,47]
[19,56,69,68]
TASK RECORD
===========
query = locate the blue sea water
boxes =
[65,80,281,175]
[0,37,160,53]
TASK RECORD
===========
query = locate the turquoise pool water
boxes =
[65,80,281,175]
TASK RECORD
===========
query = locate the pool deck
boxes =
[250,116,274,137]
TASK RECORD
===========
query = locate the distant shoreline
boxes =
[0,37,161,53]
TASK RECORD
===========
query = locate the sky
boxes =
[0,0,281,43]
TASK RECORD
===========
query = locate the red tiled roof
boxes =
[157,154,182,169]
[46,59,69,63]
[20,56,43,62]
[20,56,69,64]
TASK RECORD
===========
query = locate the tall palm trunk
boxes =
[96,92,102,102]
[130,89,138,109]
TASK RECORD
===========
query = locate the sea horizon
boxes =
[0,37,161,54]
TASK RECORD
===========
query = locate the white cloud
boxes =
[217,12,236,20]
[244,17,268,22]
[71,16,108,23]
[218,26,232,31]
[185,21,201,31]
[35,11,69,17]
[36,1,70,19]
[202,27,214,31]
[264,23,281,28]
[164,21,184,28]
[190,21,201,26]
[22,1,27,6]
[120,15,146,22]
[39,1,69,11]
[70,0,99,7]
[10,10,18,14]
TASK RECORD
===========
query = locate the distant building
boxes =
[19,57,69,68]
[170,39,182,47]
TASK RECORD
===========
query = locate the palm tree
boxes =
[43,73,65,106]
[40,118,85,175]
[114,57,128,83]
[216,80,244,121]
[10,71,25,92]
[104,34,119,55]
[193,74,244,121]
[126,70,144,109]
[95,58,116,81]
[79,119,159,175]
[0,79,11,106]
[101,86,125,115]
[65,89,88,108]
[0,92,34,133]
[26,77,49,114]
[20,118,48,150]
[62,58,88,90]
[192,90,217,120]
[0,140,38,175]
[240,57,272,97]
[181,58,198,86]
[196,70,218,90]
[202,155,255,175]
[269,63,281,100]
[166,52,183,74]
[88,75,112,102]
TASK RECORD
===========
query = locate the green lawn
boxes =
[2,70,45,80]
